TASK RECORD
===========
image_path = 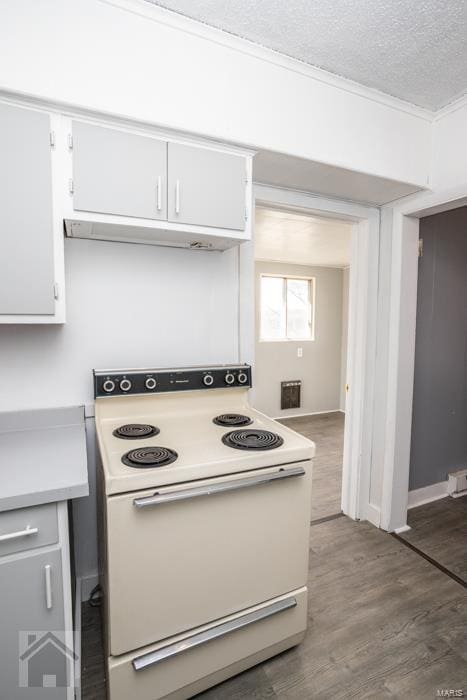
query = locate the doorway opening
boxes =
[253,205,352,521]
[396,207,467,583]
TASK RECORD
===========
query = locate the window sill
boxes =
[258,338,315,343]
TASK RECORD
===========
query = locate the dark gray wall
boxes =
[410,207,467,489]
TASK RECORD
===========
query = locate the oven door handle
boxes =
[132,595,297,671]
[133,465,306,508]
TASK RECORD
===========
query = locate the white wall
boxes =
[340,267,349,411]
[0,0,431,187]
[254,262,343,418]
[0,238,239,581]
[432,100,467,189]
[0,239,239,411]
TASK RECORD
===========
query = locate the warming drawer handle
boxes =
[133,466,306,508]
[0,525,39,543]
[132,596,297,671]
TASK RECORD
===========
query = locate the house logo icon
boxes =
[19,631,78,689]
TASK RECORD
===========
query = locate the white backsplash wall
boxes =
[254,262,344,418]
[0,237,240,586]
[0,238,239,411]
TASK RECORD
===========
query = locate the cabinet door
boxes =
[73,121,167,220]
[168,143,246,230]
[0,103,55,315]
[0,548,66,699]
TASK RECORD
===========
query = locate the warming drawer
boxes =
[106,462,312,655]
[107,587,307,700]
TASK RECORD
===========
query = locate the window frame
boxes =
[259,273,316,342]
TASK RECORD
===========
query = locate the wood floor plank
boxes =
[279,412,344,521]
[400,496,467,581]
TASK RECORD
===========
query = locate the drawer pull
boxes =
[0,525,39,543]
[44,565,53,609]
[156,175,162,211]
[132,596,297,671]
[133,466,306,508]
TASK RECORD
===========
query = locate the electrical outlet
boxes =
[297,348,303,358]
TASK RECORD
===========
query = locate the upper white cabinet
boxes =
[72,122,167,221]
[0,102,64,323]
[167,143,246,230]
[66,120,253,250]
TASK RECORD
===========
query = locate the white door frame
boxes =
[380,184,467,532]
[240,184,381,523]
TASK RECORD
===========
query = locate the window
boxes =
[260,275,314,341]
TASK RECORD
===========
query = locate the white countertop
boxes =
[0,406,89,512]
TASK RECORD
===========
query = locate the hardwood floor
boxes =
[399,496,467,583]
[81,516,467,699]
[279,412,344,521]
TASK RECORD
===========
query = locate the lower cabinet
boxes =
[0,503,73,700]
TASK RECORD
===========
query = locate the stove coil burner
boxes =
[213,414,253,427]
[222,429,284,451]
[122,446,178,468]
[113,424,160,440]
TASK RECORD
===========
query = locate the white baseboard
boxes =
[394,524,411,534]
[79,572,100,601]
[408,480,448,509]
[273,409,342,420]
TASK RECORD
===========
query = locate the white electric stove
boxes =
[94,364,314,700]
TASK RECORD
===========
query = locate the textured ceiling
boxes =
[146,0,467,110]
[255,208,352,267]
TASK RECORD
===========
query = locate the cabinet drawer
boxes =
[0,503,58,557]
[108,588,307,700]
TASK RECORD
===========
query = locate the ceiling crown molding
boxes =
[100,0,434,122]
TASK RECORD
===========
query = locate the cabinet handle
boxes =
[156,175,162,211]
[175,179,180,214]
[132,596,297,671]
[44,565,53,610]
[0,525,38,542]
[133,466,306,508]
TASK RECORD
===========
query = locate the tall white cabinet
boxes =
[0,102,64,323]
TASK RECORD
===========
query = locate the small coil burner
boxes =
[222,429,284,451]
[122,446,178,468]
[213,414,253,427]
[113,424,160,440]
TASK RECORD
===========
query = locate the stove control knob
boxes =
[203,374,214,387]
[237,372,248,385]
[145,377,157,391]
[102,379,115,393]
[225,372,235,385]
[119,378,132,392]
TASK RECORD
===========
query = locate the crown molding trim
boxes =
[100,0,433,123]
[433,93,467,122]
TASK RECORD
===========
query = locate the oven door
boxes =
[106,462,312,655]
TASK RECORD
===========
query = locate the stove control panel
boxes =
[94,365,252,398]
